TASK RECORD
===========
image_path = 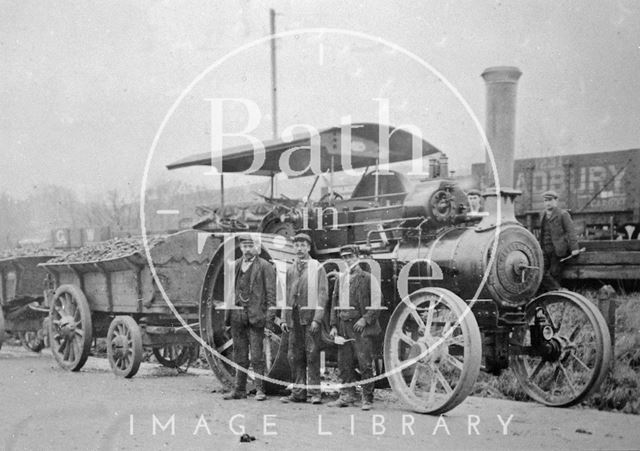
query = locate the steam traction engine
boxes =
[171,67,612,414]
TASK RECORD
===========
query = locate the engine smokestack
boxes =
[481,66,522,189]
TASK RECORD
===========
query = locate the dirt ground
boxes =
[1,345,639,450]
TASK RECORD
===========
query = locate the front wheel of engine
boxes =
[510,290,612,407]
[383,287,482,415]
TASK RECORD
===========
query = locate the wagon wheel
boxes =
[19,331,46,353]
[510,290,612,407]
[49,284,93,371]
[383,287,482,415]
[153,344,199,368]
[107,316,143,378]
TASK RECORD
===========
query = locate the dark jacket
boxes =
[226,256,276,327]
[539,207,579,257]
[330,264,382,337]
[281,258,329,327]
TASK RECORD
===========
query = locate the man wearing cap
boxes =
[539,190,580,291]
[466,189,483,214]
[224,234,276,401]
[277,232,329,404]
[328,245,382,411]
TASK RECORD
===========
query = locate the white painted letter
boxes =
[318,415,333,436]
[432,415,450,435]
[468,415,480,435]
[193,415,212,435]
[402,415,415,435]
[263,415,277,436]
[229,414,245,435]
[205,97,265,175]
[497,414,513,435]
[372,414,386,435]
[152,414,175,436]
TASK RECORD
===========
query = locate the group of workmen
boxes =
[466,188,580,291]
[223,232,380,411]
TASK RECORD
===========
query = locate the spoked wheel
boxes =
[19,331,46,353]
[107,316,143,378]
[153,344,199,368]
[510,290,612,407]
[384,287,482,415]
[49,284,93,371]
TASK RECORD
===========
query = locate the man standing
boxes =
[538,190,580,291]
[277,233,328,405]
[224,234,276,401]
[328,245,381,411]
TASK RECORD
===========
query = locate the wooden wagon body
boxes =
[0,254,57,351]
[39,230,221,377]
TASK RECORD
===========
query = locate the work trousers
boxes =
[336,319,375,403]
[540,250,563,292]
[230,310,265,393]
[287,324,321,398]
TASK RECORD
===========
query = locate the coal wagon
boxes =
[40,230,220,377]
[0,249,61,352]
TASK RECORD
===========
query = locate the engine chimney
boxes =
[481,66,521,189]
[478,66,522,226]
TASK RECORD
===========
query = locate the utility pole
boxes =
[270,8,278,140]
[269,9,278,197]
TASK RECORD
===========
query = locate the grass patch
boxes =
[472,291,640,414]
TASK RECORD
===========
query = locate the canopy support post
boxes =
[220,174,224,211]
[374,159,380,204]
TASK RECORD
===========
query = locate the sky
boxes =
[1,0,639,201]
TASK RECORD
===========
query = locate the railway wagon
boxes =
[472,149,640,281]
[471,148,640,237]
[0,250,61,351]
[40,230,220,377]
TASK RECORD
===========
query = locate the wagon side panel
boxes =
[111,269,144,313]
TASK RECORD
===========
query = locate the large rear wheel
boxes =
[510,290,612,407]
[384,287,482,415]
[49,284,93,371]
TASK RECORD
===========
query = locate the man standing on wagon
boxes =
[328,245,382,411]
[276,232,329,405]
[223,234,276,401]
[538,190,580,291]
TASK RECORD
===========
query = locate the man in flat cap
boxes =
[277,232,329,404]
[538,190,580,291]
[466,189,483,214]
[224,234,276,401]
[328,245,381,411]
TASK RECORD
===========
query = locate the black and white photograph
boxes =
[1,1,639,449]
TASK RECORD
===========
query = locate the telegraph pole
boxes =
[269,9,278,197]
[270,8,278,140]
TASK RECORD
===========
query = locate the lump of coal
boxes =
[239,433,256,443]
